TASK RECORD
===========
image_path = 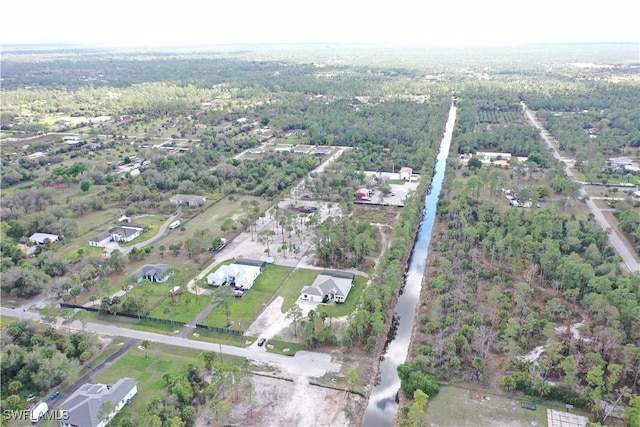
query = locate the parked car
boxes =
[257,338,266,347]
[50,392,60,401]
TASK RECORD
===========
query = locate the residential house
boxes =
[64,135,80,144]
[399,167,413,181]
[29,233,59,245]
[170,194,206,207]
[134,264,171,283]
[300,271,355,303]
[206,260,265,289]
[312,149,331,157]
[88,225,145,247]
[233,118,248,126]
[58,378,137,427]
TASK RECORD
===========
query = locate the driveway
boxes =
[522,102,639,272]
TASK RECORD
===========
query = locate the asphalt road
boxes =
[522,102,640,272]
[0,307,341,378]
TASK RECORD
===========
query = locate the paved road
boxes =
[522,102,640,273]
[1,307,341,378]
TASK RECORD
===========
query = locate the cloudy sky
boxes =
[2,0,638,47]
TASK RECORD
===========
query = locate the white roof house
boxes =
[58,378,137,427]
[29,233,59,245]
[206,260,265,290]
[300,271,355,303]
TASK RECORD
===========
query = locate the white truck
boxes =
[169,220,181,230]
[31,402,48,423]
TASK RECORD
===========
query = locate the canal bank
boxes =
[361,100,457,427]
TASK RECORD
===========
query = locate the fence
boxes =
[59,303,186,327]
[194,323,242,335]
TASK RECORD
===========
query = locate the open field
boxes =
[424,386,585,427]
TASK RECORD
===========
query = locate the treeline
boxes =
[0,321,100,419]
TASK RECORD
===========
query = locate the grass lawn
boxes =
[202,264,292,328]
[424,386,585,427]
[0,315,19,329]
[329,275,367,317]
[149,292,210,323]
[92,343,205,426]
[388,179,407,185]
[280,268,320,313]
[189,329,252,347]
[264,338,307,356]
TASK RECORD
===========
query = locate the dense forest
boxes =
[400,84,640,425]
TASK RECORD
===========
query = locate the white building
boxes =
[58,378,137,427]
[300,271,355,303]
[206,260,265,290]
[89,225,145,247]
[29,233,59,245]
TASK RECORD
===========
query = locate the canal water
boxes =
[361,101,457,427]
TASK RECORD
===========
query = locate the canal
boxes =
[361,100,457,426]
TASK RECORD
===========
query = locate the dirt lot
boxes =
[195,374,362,427]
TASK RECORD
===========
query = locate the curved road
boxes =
[522,102,639,273]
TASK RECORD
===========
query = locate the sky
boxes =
[1,0,639,47]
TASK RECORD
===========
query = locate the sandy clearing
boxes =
[213,374,358,427]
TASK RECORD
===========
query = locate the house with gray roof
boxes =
[88,225,145,247]
[134,264,171,283]
[300,271,355,303]
[58,378,137,427]
[170,194,206,207]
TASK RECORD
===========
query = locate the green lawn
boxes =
[264,338,307,356]
[280,268,321,313]
[0,315,19,329]
[92,343,205,426]
[331,275,367,317]
[189,329,252,347]
[202,264,292,328]
[149,292,210,323]
[388,179,407,185]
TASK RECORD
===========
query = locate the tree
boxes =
[141,340,151,359]
[406,389,429,427]
[468,156,482,169]
[286,305,304,337]
[80,180,92,192]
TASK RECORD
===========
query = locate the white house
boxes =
[206,260,265,289]
[89,225,145,247]
[29,233,59,245]
[300,271,355,303]
[58,378,137,427]
[399,167,413,181]
[169,194,206,207]
[632,190,640,202]
[134,264,171,283]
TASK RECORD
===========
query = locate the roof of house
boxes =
[58,378,137,427]
[90,230,112,243]
[400,167,413,173]
[135,264,170,280]
[170,194,206,203]
[301,271,354,298]
[28,233,59,244]
[110,226,143,238]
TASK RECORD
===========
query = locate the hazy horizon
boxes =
[2,0,638,48]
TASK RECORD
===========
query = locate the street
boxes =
[522,102,640,272]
